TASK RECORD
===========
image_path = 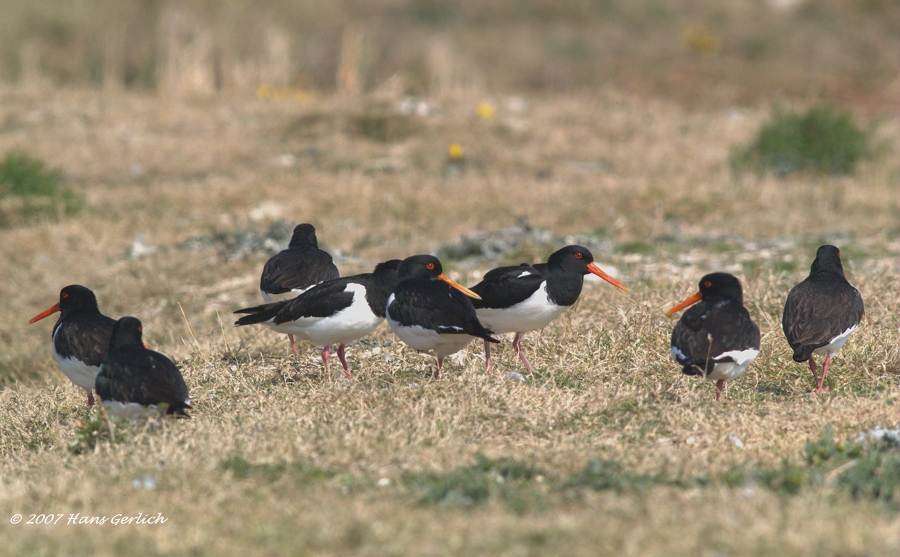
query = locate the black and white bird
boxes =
[96,317,191,419]
[470,245,628,374]
[667,273,760,401]
[253,223,340,355]
[28,285,116,406]
[782,245,864,393]
[234,260,402,378]
[386,255,499,378]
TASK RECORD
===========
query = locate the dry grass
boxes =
[0,86,898,555]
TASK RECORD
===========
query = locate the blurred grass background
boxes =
[0,0,896,109]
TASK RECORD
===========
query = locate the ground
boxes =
[0,87,897,555]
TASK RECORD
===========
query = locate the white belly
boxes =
[706,348,759,381]
[671,346,758,382]
[103,401,161,420]
[386,313,476,358]
[475,282,566,334]
[812,324,858,357]
[269,284,379,346]
[52,338,99,393]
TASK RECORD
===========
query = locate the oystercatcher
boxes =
[28,285,116,406]
[667,273,760,401]
[470,245,628,374]
[386,255,499,378]
[234,260,402,378]
[251,223,340,355]
[96,317,191,419]
[782,245,864,393]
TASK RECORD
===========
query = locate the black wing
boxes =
[389,280,499,342]
[53,315,116,367]
[97,347,191,415]
[273,277,357,322]
[671,300,760,375]
[470,264,545,309]
[260,247,339,295]
[782,277,864,360]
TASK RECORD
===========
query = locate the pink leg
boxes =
[433,357,443,379]
[337,344,352,378]
[512,333,535,375]
[87,391,95,406]
[288,334,298,356]
[816,354,832,393]
[715,379,724,401]
[321,346,331,378]
[484,340,493,373]
[807,357,818,384]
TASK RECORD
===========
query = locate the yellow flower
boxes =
[256,84,272,100]
[680,26,721,56]
[476,102,495,119]
[448,143,464,160]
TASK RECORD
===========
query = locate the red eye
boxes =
[137,326,142,332]
[703,281,712,288]
[574,252,582,259]
[426,262,434,270]
[61,292,68,298]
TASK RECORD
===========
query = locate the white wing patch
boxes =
[516,271,533,278]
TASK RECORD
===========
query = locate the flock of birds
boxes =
[28,223,864,418]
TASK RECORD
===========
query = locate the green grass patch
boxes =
[220,456,339,483]
[0,150,83,226]
[69,411,129,455]
[349,113,421,143]
[565,458,681,492]
[403,455,544,510]
[731,104,872,175]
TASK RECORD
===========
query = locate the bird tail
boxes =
[792,345,816,363]
[234,303,282,326]
[681,360,713,376]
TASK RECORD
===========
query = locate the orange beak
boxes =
[586,262,628,291]
[438,273,482,300]
[666,292,703,316]
[29,302,61,324]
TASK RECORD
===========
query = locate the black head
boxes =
[809,245,844,276]
[547,245,595,273]
[398,255,443,280]
[372,259,402,287]
[59,285,100,314]
[109,316,145,351]
[666,272,744,315]
[28,284,100,324]
[288,223,318,248]
[698,273,744,303]
[546,245,628,290]
[373,259,402,277]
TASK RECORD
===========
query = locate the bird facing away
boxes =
[95,317,191,419]
[667,273,760,401]
[470,245,628,374]
[386,255,499,378]
[782,245,864,393]
[234,260,402,378]
[28,285,116,406]
[254,223,340,355]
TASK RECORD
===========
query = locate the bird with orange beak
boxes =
[386,255,499,378]
[28,285,116,405]
[666,273,760,401]
[470,245,628,374]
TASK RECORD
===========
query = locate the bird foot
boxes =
[815,386,830,394]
